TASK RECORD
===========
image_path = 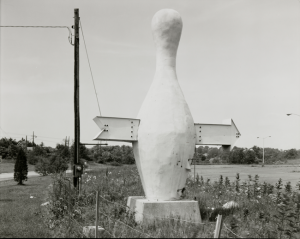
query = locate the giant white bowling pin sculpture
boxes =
[93,9,241,201]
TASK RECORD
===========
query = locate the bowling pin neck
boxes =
[151,9,182,76]
[155,50,177,71]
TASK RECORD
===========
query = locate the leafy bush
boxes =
[35,157,51,176]
[27,151,39,165]
[35,155,68,176]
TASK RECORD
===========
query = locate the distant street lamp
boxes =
[257,136,271,167]
[287,113,300,117]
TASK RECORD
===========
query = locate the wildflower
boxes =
[223,201,239,209]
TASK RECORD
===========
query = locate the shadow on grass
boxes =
[0,199,14,202]
[11,183,40,187]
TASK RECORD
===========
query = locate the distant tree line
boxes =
[0,137,299,167]
[192,145,300,165]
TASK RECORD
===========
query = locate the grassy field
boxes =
[0,160,35,173]
[0,176,52,238]
[1,159,300,238]
[194,163,300,188]
[44,165,300,238]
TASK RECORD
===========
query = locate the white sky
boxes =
[0,0,300,150]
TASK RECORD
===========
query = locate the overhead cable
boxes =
[79,20,102,116]
[0,25,74,45]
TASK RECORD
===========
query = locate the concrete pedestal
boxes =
[127,196,201,224]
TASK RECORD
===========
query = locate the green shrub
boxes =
[35,155,68,176]
[35,157,51,176]
[14,148,28,185]
[27,151,39,165]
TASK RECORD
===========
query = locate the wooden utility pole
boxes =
[32,131,36,147]
[65,136,67,146]
[73,8,80,189]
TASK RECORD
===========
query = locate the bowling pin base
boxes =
[127,196,202,224]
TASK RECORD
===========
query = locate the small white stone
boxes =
[41,201,50,206]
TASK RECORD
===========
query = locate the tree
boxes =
[243,149,256,164]
[8,144,18,159]
[111,146,122,163]
[70,143,91,161]
[27,145,48,165]
[251,146,262,159]
[284,149,298,159]
[14,149,28,185]
[121,145,135,164]
[229,147,244,164]
[207,147,219,159]
[49,155,69,174]
[101,151,112,163]
[55,143,70,160]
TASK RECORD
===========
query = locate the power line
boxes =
[0,131,62,140]
[0,129,97,143]
[79,20,102,116]
[0,25,74,45]
[0,127,8,137]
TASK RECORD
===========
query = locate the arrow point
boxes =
[222,118,232,125]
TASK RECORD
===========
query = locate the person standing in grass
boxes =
[14,148,28,185]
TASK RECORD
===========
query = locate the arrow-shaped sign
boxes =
[194,119,241,146]
[93,116,140,142]
[94,116,241,149]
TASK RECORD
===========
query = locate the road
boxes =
[0,170,73,182]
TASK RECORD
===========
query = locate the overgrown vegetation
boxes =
[44,166,300,238]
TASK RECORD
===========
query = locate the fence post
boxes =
[68,179,71,238]
[214,214,223,238]
[95,191,99,238]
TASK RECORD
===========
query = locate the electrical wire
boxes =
[79,20,102,116]
[0,127,8,137]
[0,25,74,45]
